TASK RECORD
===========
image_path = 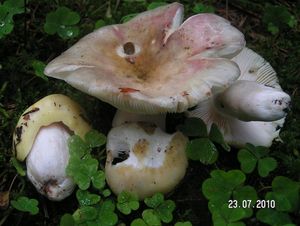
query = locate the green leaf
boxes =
[117,191,139,215]
[57,25,79,39]
[192,3,215,13]
[272,176,300,212]
[144,193,164,208]
[68,135,89,158]
[142,209,161,226]
[256,209,292,226]
[60,213,75,226]
[147,2,168,10]
[202,170,246,211]
[44,7,80,39]
[174,222,192,226]
[94,19,106,30]
[31,60,48,81]
[178,117,207,137]
[91,170,106,189]
[76,190,101,206]
[11,196,39,215]
[131,218,147,226]
[98,200,118,226]
[121,13,138,23]
[11,157,26,176]
[209,123,230,151]
[102,189,111,197]
[237,149,257,173]
[73,206,97,223]
[85,130,106,148]
[186,138,218,164]
[156,200,175,223]
[257,157,277,177]
[67,154,99,190]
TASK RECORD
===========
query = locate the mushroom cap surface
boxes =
[105,122,188,199]
[45,3,245,114]
[13,94,91,161]
[187,47,290,147]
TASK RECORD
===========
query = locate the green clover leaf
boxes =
[131,218,147,226]
[117,191,139,215]
[66,154,99,190]
[11,196,39,215]
[186,138,218,164]
[73,206,98,224]
[44,7,80,39]
[76,190,101,206]
[256,209,293,226]
[0,0,24,38]
[238,145,277,177]
[97,200,118,226]
[192,3,215,13]
[209,123,230,151]
[212,204,247,226]
[271,176,300,212]
[178,117,207,137]
[142,209,161,226]
[60,213,75,226]
[202,170,246,212]
[31,60,48,81]
[85,130,106,148]
[144,193,164,208]
[144,193,176,224]
[68,135,89,158]
[174,222,192,226]
[91,170,106,189]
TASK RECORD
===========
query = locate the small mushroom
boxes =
[13,94,91,201]
[187,48,291,147]
[105,122,188,199]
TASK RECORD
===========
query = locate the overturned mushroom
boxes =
[44,3,245,114]
[13,94,91,201]
[187,47,291,147]
[105,122,188,199]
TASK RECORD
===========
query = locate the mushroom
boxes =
[13,94,91,201]
[44,3,246,197]
[44,3,245,114]
[105,122,188,199]
[187,47,291,147]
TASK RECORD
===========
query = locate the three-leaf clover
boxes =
[180,118,230,164]
[202,170,257,220]
[76,189,101,206]
[97,200,118,226]
[11,196,39,215]
[0,0,24,38]
[238,144,277,177]
[66,131,106,190]
[144,193,176,224]
[117,191,139,215]
[44,7,80,39]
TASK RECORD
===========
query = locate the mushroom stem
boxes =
[26,123,75,201]
[112,110,166,130]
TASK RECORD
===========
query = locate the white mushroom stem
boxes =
[26,123,75,201]
[112,109,166,130]
[105,122,188,199]
[214,80,291,121]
